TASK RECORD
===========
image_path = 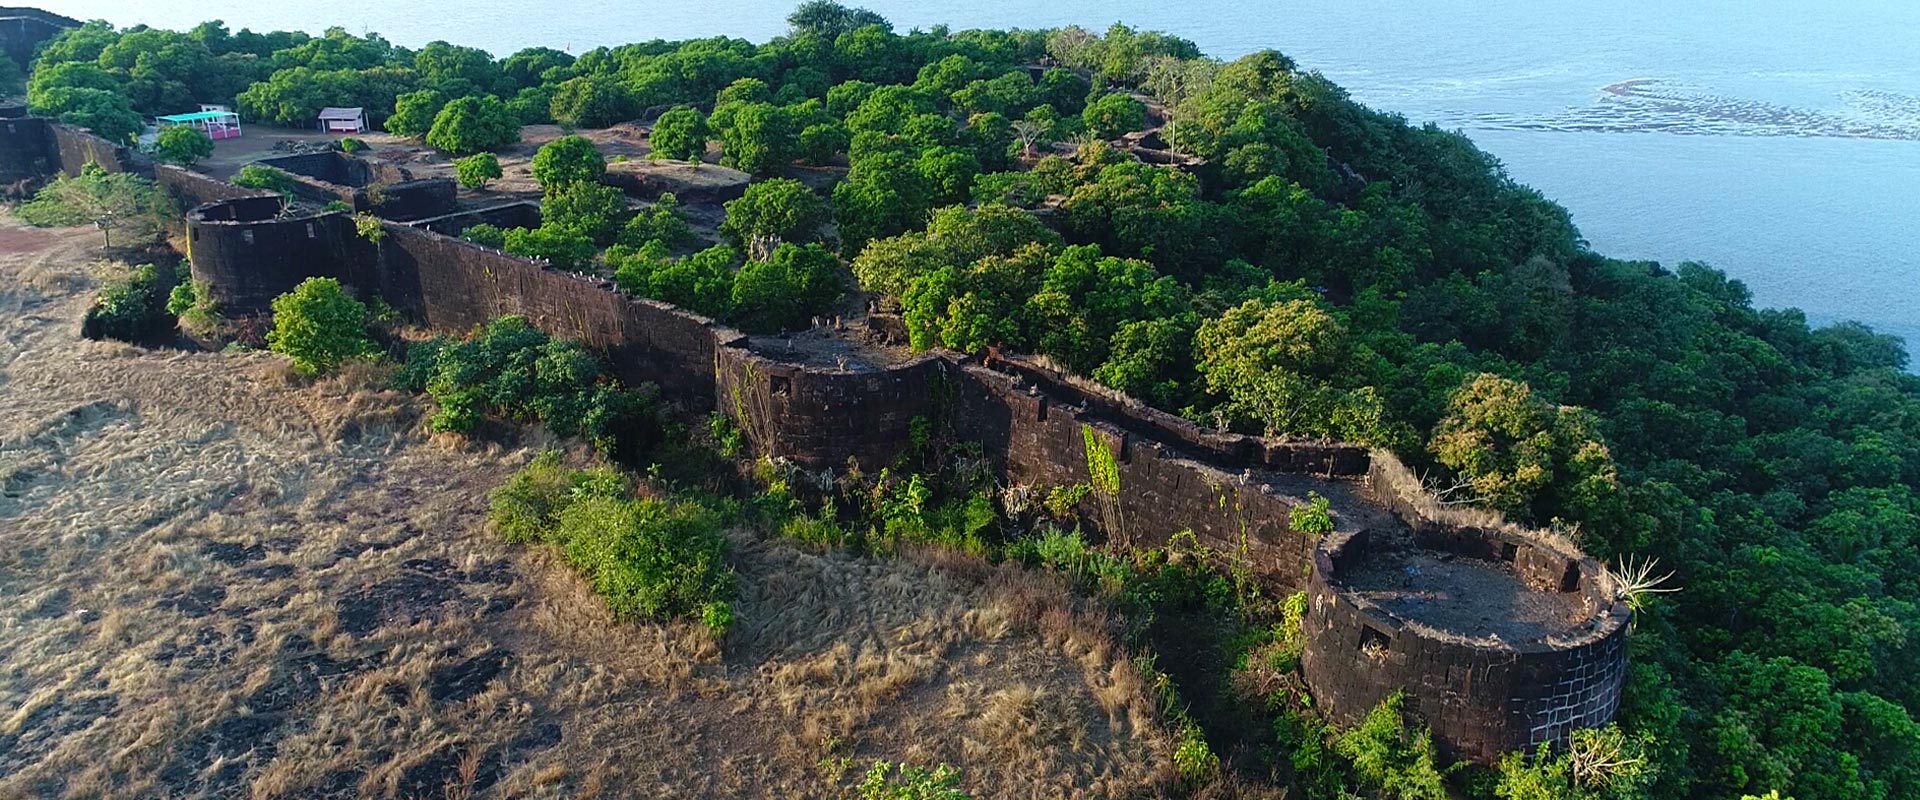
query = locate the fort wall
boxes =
[255,151,457,221]
[1301,522,1630,763]
[0,7,77,70]
[112,137,1628,764]
[373,223,722,400]
[184,196,361,313]
[0,116,129,183]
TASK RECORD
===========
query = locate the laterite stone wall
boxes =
[94,142,1631,764]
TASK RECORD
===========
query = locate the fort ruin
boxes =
[0,115,1631,764]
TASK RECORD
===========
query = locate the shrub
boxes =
[487,454,734,632]
[454,152,503,189]
[1333,692,1450,800]
[233,164,298,196]
[460,223,507,248]
[1289,491,1334,535]
[503,224,597,272]
[554,495,735,627]
[153,125,214,166]
[166,268,223,337]
[266,277,379,375]
[427,95,521,155]
[617,193,694,249]
[649,106,709,161]
[353,212,385,243]
[489,450,628,544]
[856,761,971,800]
[338,137,370,153]
[1173,728,1221,788]
[85,262,172,341]
[405,315,655,454]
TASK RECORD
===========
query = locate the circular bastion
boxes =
[1299,522,1631,764]
[185,196,357,314]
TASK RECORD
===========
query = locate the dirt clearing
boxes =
[0,213,1172,799]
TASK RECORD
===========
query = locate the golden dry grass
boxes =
[0,213,1174,799]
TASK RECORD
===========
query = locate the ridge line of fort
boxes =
[0,112,1630,765]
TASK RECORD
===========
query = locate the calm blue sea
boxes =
[35,0,1920,355]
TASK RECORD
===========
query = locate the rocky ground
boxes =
[0,215,1174,799]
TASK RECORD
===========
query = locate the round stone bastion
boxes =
[1300,523,1631,764]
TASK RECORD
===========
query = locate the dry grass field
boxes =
[0,214,1175,799]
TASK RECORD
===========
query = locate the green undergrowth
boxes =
[398,315,659,457]
[489,451,738,633]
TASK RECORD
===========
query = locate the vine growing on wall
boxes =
[1082,423,1127,547]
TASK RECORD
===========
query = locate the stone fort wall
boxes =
[0,7,76,71]
[1,116,130,183]
[20,134,1627,764]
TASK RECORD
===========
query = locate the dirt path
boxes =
[0,216,1171,799]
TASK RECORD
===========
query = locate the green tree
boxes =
[1194,297,1403,446]
[1429,373,1620,518]
[455,152,503,189]
[152,125,214,166]
[17,164,163,246]
[412,40,500,96]
[425,95,521,154]
[798,121,849,165]
[730,242,844,332]
[266,277,378,375]
[650,107,710,161]
[385,89,446,137]
[531,134,606,189]
[503,225,598,272]
[721,178,829,245]
[30,87,143,143]
[714,102,800,176]
[500,46,574,90]
[550,74,637,128]
[647,245,739,317]
[541,181,627,245]
[1082,92,1148,139]
[788,1,892,39]
[617,193,694,249]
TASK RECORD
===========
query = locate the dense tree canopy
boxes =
[23,10,1920,800]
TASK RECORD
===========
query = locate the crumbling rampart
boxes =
[24,134,1630,764]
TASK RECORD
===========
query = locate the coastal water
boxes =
[36,0,1920,353]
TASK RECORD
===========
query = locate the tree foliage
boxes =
[454,152,503,189]
[266,278,378,375]
[650,106,710,161]
[721,178,829,245]
[425,95,521,154]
